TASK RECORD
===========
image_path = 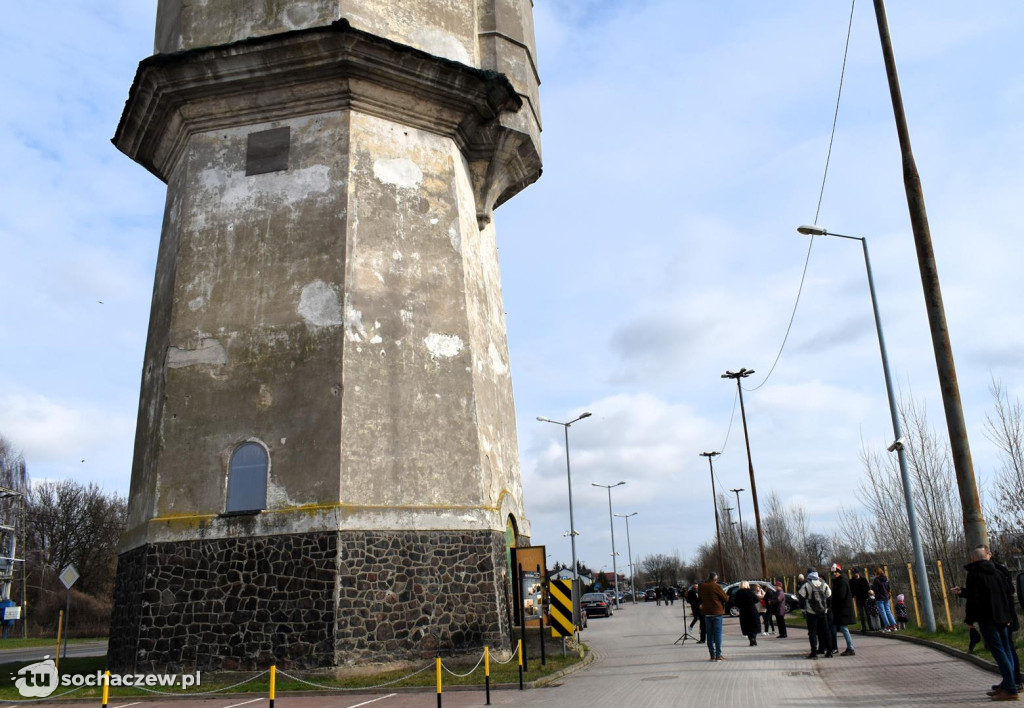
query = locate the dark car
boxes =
[580,592,613,618]
[644,588,658,602]
[723,581,800,617]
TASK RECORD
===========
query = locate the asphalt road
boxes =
[0,640,107,665]
[3,602,1006,707]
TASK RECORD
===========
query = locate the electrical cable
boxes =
[743,0,857,393]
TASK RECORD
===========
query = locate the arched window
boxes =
[226,442,268,513]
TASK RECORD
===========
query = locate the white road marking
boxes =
[346,694,398,708]
[220,698,264,708]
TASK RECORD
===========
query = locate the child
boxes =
[894,593,908,630]
[866,590,881,631]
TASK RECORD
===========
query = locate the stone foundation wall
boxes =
[108,529,511,672]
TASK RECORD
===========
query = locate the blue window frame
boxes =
[226,442,268,513]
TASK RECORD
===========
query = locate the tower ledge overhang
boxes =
[113,18,541,225]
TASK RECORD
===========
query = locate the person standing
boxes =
[872,568,897,632]
[830,564,856,656]
[686,583,706,644]
[734,581,761,646]
[953,547,1019,701]
[850,569,870,633]
[771,581,789,639]
[797,569,833,659]
[698,572,729,662]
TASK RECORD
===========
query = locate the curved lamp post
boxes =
[797,224,936,632]
[614,512,638,604]
[593,481,625,608]
[537,412,591,582]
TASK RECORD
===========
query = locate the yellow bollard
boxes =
[907,563,921,627]
[101,670,110,707]
[269,665,276,708]
[436,657,442,708]
[937,561,954,632]
[55,609,64,675]
[518,639,524,690]
[485,646,491,705]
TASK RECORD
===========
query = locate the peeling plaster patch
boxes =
[266,479,295,508]
[280,437,287,445]
[188,296,205,311]
[430,218,439,225]
[369,335,383,344]
[424,333,463,358]
[448,220,461,252]
[488,342,508,375]
[373,158,422,189]
[410,27,472,65]
[392,250,403,261]
[297,280,343,327]
[198,164,331,210]
[399,310,413,326]
[166,338,227,368]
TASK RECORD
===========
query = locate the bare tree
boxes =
[26,480,127,598]
[985,377,1024,535]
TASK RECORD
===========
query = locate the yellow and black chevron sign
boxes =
[549,579,574,637]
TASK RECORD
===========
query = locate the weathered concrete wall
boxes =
[115,6,539,670]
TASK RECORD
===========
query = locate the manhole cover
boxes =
[642,676,679,682]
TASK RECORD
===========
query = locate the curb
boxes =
[869,630,1001,675]
[531,646,595,687]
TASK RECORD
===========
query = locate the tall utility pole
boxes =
[700,452,726,579]
[730,488,746,557]
[871,0,987,550]
[722,369,768,578]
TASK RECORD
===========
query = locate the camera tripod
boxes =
[674,597,700,645]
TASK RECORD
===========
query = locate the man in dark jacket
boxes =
[953,547,1018,700]
[830,564,856,656]
[850,570,870,633]
[686,583,706,643]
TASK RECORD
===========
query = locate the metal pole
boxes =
[700,452,726,579]
[859,236,937,631]
[730,488,746,556]
[724,370,765,581]
[871,0,987,551]
[563,424,578,581]
[594,482,623,609]
[616,512,638,604]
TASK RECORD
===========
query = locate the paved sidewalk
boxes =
[7,602,1006,707]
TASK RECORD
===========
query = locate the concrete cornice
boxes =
[113,18,541,222]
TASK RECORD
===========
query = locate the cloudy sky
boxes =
[2,2,1022,576]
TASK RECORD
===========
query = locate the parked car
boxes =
[644,588,658,602]
[580,592,614,618]
[722,581,800,617]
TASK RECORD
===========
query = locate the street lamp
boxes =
[796,224,936,633]
[537,412,592,582]
[722,368,769,579]
[699,452,726,579]
[730,487,746,557]
[593,481,625,608]
[614,512,638,604]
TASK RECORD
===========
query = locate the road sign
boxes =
[549,579,574,637]
[59,565,79,590]
[3,606,20,621]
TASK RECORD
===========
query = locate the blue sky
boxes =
[2,2,1023,574]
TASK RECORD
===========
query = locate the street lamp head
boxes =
[699,451,720,458]
[730,487,745,494]
[536,416,553,423]
[578,412,592,419]
[797,224,827,236]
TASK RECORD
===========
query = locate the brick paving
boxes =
[9,601,1008,707]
